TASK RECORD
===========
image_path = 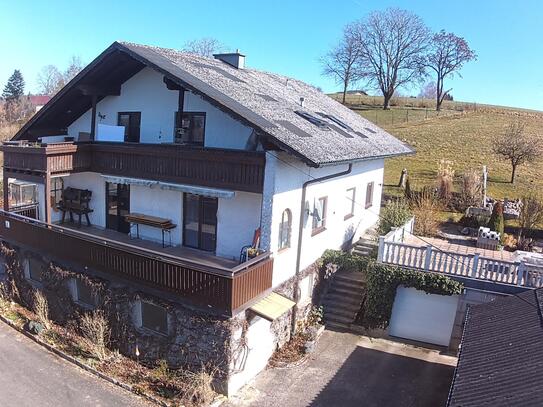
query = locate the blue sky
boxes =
[1,0,542,110]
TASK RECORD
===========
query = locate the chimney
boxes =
[213,49,245,69]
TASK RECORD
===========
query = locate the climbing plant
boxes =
[320,250,463,329]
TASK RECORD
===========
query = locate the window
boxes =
[117,112,141,143]
[50,177,64,211]
[25,258,43,283]
[294,111,330,130]
[278,209,292,250]
[312,197,327,235]
[139,301,168,335]
[71,279,95,307]
[345,188,356,219]
[174,112,206,145]
[365,182,374,209]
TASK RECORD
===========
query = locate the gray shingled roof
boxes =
[448,289,543,407]
[118,42,413,166]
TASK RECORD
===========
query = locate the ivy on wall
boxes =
[321,250,464,329]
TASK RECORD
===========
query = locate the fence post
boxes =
[471,253,480,278]
[424,245,432,270]
[517,262,525,286]
[377,236,385,263]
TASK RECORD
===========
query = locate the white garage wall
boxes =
[261,152,384,287]
[67,68,254,149]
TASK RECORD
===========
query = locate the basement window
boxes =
[70,278,95,308]
[295,111,330,130]
[138,300,168,335]
[24,257,43,284]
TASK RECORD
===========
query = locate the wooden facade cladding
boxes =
[0,211,273,315]
[0,141,266,193]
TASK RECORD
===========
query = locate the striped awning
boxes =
[100,175,235,199]
[250,292,295,321]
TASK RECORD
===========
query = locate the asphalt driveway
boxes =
[0,321,150,407]
[225,330,457,407]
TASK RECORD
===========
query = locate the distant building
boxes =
[28,95,52,112]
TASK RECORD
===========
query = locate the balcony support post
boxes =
[90,95,98,141]
[3,172,9,211]
[44,171,52,224]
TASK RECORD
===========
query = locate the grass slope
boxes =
[380,110,543,200]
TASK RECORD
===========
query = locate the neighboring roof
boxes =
[249,292,295,320]
[13,41,413,167]
[28,95,51,106]
[448,289,543,406]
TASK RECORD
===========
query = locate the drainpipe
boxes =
[290,163,353,335]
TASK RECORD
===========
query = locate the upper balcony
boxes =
[0,141,266,194]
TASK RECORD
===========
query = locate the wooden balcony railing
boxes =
[0,141,265,193]
[0,210,273,315]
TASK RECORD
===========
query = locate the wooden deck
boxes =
[60,222,238,269]
[0,210,273,315]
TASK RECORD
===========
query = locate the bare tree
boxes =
[425,30,476,111]
[63,55,84,83]
[418,81,437,99]
[492,122,541,183]
[352,8,430,109]
[36,65,63,96]
[321,24,364,104]
[183,37,226,58]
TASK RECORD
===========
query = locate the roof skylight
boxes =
[295,111,330,130]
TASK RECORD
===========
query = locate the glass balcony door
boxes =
[183,193,217,252]
[106,182,130,234]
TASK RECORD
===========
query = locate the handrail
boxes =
[0,210,268,278]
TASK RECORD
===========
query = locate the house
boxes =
[447,288,543,406]
[0,41,411,394]
[28,95,52,112]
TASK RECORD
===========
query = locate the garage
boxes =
[388,286,460,346]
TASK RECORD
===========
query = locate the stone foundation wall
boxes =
[0,243,234,377]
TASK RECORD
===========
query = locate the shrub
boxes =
[80,310,111,360]
[436,159,454,205]
[321,250,371,272]
[518,195,543,239]
[377,199,412,236]
[363,261,463,329]
[459,169,482,210]
[412,188,441,236]
[33,290,51,330]
[487,201,504,241]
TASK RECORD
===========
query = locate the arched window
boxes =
[278,209,292,250]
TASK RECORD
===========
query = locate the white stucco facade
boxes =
[261,152,384,286]
[67,68,253,149]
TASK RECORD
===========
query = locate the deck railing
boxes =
[0,210,273,315]
[0,141,265,193]
[377,239,543,288]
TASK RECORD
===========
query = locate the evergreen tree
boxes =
[2,69,25,101]
[487,201,505,242]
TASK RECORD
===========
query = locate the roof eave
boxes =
[314,148,416,168]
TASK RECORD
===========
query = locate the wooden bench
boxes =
[57,187,93,227]
[124,213,177,247]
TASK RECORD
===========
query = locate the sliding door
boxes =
[183,193,217,252]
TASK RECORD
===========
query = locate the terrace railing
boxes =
[0,210,273,315]
[377,239,543,289]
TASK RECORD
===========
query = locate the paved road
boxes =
[0,321,151,407]
[225,330,457,407]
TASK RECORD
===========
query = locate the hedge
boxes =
[321,250,464,329]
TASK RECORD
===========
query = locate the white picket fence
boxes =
[377,239,543,288]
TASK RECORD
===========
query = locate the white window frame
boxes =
[345,187,356,219]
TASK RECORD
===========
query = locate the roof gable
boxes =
[14,41,413,167]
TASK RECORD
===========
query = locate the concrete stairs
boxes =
[352,237,378,257]
[322,271,365,330]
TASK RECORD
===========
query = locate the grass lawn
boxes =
[375,110,543,200]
